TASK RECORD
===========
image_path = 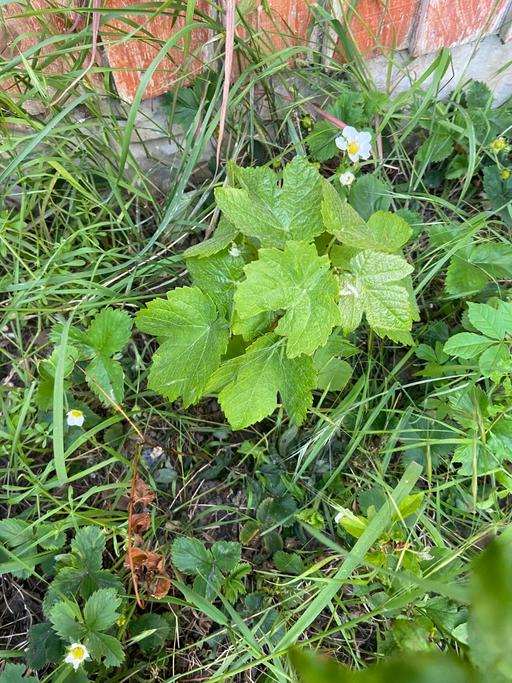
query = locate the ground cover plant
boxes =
[2,3,512,682]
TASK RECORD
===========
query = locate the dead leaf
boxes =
[132,475,156,508]
[125,547,171,599]
[131,512,151,534]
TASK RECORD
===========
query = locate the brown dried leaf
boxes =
[131,512,151,535]
[125,547,171,599]
[132,475,156,508]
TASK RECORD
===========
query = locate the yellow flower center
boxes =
[492,138,506,151]
[347,141,359,155]
[69,409,83,418]
[71,646,85,659]
[501,169,510,180]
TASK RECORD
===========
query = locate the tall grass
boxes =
[1,2,512,680]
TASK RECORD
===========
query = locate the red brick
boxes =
[346,0,421,54]
[411,0,510,56]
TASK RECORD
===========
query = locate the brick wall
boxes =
[2,0,512,102]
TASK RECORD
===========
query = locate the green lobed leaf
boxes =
[313,334,356,392]
[186,249,245,315]
[86,356,124,404]
[235,241,341,358]
[322,183,411,252]
[446,257,490,296]
[86,632,125,668]
[85,308,132,357]
[207,333,316,430]
[215,157,325,247]
[130,613,172,653]
[349,174,391,221]
[211,541,242,574]
[273,550,305,575]
[26,622,65,670]
[483,165,512,225]
[49,600,87,641]
[183,218,238,259]
[171,537,212,576]
[416,128,454,164]
[136,287,229,406]
[479,342,510,377]
[83,588,122,633]
[466,80,493,109]
[47,526,123,606]
[0,664,38,683]
[339,251,415,340]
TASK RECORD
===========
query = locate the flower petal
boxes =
[335,135,347,150]
[358,142,372,159]
[342,126,358,141]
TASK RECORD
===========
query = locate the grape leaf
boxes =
[186,249,245,315]
[183,218,238,259]
[215,157,324,247]
[136,287,229,406]
[322,183,411,252]
[313,334,355,391]
[235,241,341,358]
[207,333,316,429]
[339,251,415,341]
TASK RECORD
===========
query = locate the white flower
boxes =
[64,642,90,670]
[339,171,355,186]
[335,126,372,163]
[66,409,85,427]
[229,243,241,257]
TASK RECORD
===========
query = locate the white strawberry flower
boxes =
[229,242,242,257]
[64,642,90,670]
[66,409,85,427]
[339,171,355,186]
[335,126,372,163]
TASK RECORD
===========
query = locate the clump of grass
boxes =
[2,3,512,682]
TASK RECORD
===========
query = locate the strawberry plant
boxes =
[136,158,419,429]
